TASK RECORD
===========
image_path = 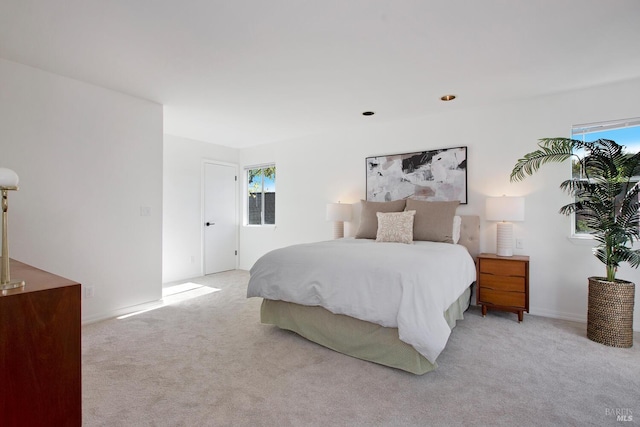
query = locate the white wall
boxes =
[239,77,640,330]
[163,134,239,283]
[0,58,163,323]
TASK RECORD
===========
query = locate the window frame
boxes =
[244,163,276,227]
[569,117,640,239]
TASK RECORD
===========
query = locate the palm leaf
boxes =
[510,138,578,182]
[512,137,640,281]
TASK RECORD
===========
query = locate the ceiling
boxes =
[1,0,640,148]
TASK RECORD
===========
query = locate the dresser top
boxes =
[1,259,80,297]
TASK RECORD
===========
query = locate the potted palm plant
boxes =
[511,138,639,347]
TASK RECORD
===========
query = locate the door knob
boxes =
[206,222,215,226]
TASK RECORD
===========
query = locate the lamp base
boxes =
[333,221,345,239]
[496,222,514,257]
[1,278,25,291]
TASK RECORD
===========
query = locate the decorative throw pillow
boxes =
[355,199,407,239]
[405,199,460,243]
[375,210,416,244]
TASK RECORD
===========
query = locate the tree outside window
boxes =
[247,165,275,225]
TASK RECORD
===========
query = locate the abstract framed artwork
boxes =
[366,146,467,203]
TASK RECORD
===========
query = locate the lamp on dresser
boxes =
[326,202,352,239]
[0,167,24,290]
[486,195,525,257]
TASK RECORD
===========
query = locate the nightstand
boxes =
[476,253,529,322]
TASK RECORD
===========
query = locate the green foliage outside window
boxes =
[247,166,276,225]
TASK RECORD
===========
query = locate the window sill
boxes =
[567,234,594,246]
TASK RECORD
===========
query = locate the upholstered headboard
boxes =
[459,215,480,260]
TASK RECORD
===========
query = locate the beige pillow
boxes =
[405,199,460,243]
[376,211,416,244]
[355,199,407,239]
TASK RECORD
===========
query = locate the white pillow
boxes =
[375,210,416,244]
[452,215,461,244]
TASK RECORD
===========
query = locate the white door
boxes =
[204,162,237,274]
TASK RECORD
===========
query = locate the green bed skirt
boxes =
[260,286,471,375]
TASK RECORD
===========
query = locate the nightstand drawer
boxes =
[480,289,525,308]
[479,258,526,277]
[479,273,525,292]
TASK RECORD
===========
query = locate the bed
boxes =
[247,200,479,375]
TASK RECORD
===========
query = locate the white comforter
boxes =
[247,238,476,363]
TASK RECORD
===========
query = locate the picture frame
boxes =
[366,146,467,203]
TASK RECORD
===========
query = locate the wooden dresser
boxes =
[476,253,529,322]
[0,259,81,427]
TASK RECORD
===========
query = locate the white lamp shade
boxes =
[326,203,352,222]
[486,196,525,222]
[0,168,19,188]
[486,196,524,257]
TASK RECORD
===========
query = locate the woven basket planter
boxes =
[587,277,635,348]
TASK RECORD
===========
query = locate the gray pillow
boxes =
[405,199,460,243]
[355,199,407,239]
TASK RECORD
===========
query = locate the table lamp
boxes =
[0,168,25,290]
[486,196,525,257]
[326,202,352,239]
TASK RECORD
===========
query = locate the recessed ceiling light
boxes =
[362,111,375,116]
[440,95,456,101]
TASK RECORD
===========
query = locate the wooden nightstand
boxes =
[476,253,529,322]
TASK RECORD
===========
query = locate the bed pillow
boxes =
[405,199,460,243]
[375,210,416,244]
[355,199,407,239]
[452,215,462,244]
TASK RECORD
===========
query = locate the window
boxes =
[571,118,640,235]
[246,165,276,225]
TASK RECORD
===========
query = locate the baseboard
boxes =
[472,303,639,332]
[530,307,586,324]
[81,299,163,325]
[530,307,639,332]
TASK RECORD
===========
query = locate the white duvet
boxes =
[247,238,476,363]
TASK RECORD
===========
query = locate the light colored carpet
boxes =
[82,270,639,426]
